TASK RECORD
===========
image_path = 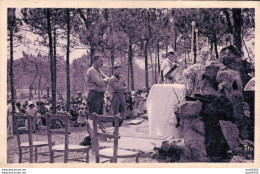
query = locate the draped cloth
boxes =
[147,84,186,138]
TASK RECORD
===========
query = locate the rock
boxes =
[218,45,250,87]
[203,61,226,81]
[177,101,202,119]
[154,139,184,162]
[199,95,232,160]
[216,68,243,95]
[219,121,239,150]
[176,101,210,162]
[216,68,247,139]
[244,77,255,91]
[200,61,226,95]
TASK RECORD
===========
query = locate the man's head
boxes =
[16,102,21,109]
[167,51,176,62]
[114,65,122,75]
[77,91,82,97]
[28,101,34,109]
[93,53,104,68]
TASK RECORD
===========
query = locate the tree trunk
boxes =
[154,49,157,84]
[46,9,56,114]
[157,42,162,82]
[54,27,57,102]
[223,9,233,35]
[166,44,168,56]
[128,38,134,90]
[111,46,115,75]
[38,73,42,101]
[66,9,71,112]
[47,87,50,98]
[232,8,242,52]
[90,44,95,66]
[149,48,154,85]
[213,34,219,59]
[174,32,177,51]
[8,9,16,126]
[127,63,130,91]
[193,31,197,64]
[210,40,213,55]
[144,39,149,89]
[185,38,187,68]
[29,63,38,100]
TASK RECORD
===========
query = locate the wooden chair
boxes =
[45,114,90,163]
[13,114,50,163]
[91,113,140,163]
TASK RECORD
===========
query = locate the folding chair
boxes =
[13,114,50,163]
[45,114,90,163]
[91,113,140,163]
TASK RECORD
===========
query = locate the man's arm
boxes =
[109,77,125,91]
[89,69,106,87]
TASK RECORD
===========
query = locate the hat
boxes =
[28,101,34,106]
[77,91,82,94]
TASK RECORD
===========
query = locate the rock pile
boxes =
[155,45,254,162]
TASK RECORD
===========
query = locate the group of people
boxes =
[80,53,151,145]
[7,52,150,144]
[6,91,89,135]
[7,50,178,138]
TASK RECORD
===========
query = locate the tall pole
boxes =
[195,28,199,63]
[191,21,196,62]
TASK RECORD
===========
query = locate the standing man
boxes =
[160,51,179,84]
[25,101,38,132]
[108,65,127,127]
[80,53,108,146]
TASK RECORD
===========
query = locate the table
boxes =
[146,84,186,138]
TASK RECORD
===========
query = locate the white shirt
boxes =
[161,58,175,83]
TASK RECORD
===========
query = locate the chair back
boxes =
[13,114,34,163]
[45,114,70,160]
[91,113,119,163]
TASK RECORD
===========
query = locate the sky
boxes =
[10,29,88,64]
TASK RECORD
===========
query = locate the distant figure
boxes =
[7,100,19,135]
[25,101,38,132]
[125,92,134,119]
[137,87,148,115]
[108,65,127,127]
[160,51,179,84]
[74,91,83,105]
[104,91,112,114]
[77,105,87,127]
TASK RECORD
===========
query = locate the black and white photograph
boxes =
[1,1,259,167]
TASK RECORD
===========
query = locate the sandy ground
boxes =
[7,117,161,163]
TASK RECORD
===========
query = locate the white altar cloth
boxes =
[146,84,186,138]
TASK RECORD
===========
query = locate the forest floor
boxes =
[7,115,165,163]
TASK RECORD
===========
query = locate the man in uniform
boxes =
[108,65,127,127]
[80,53,108,146]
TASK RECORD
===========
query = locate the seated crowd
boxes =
[7,88,150,135]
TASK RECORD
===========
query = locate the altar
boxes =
[146,84,186,138]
